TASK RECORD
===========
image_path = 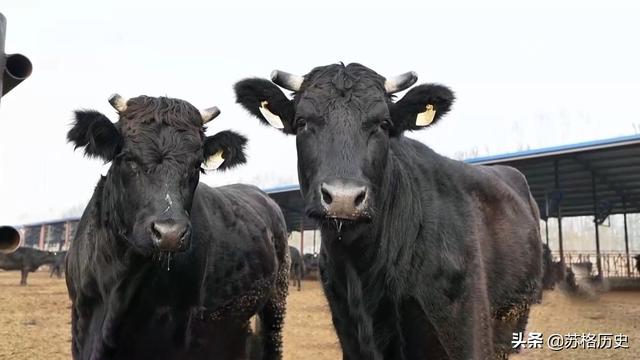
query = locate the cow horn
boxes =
[201,106,221,124]
[384,71,418,94]
[271,70,304,91]
[108,94,128,112]
[0,226,21,254]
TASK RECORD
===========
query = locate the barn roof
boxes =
[466,134,640,218]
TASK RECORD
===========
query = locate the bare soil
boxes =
[1,271,638,359]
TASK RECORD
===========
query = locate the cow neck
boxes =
[93,176,139,271]
[324,141,424,288]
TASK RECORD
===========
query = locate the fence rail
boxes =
[551,251,640,278]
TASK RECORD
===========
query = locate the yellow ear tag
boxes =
[204,149,225,170]
[259,101,285,129]
[415,104,436,126]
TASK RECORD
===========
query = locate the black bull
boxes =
[235,63,543,359]
[65,95,289,360]
[289,245,304,291]
[0,247,59,285]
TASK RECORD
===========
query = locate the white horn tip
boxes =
[201,106,221,124]
[108,93,128,112]
[270,70,279,82]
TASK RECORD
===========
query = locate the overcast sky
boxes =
[1,1,640,225]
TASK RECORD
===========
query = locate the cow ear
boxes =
[389,84,455,135]
[202,130,248,171]
[234,78,296,135]
[67,110,123,162]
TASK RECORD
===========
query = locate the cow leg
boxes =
[20,268,28,286]
[258,264,288,359]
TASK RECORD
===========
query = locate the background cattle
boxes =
[289,246,304,291]
[49,251,67,278]
[0,247,59,285]
[541,243,564,291]
[65,95,289,360]
[635,254,640,275]
[235,63,543,359]
[303,253,319,280]
[562,262,598,298]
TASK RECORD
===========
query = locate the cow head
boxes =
[68,95,247,255]
[235,63,454,226]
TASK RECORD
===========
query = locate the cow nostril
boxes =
[178,227,190,243]
[321,186,333,205]
[151,223,162,241]
[354,189,367,207]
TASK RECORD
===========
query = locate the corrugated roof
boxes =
[467,134,640,217]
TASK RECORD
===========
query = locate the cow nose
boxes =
[150,220,191,252]
[320,181,369,219]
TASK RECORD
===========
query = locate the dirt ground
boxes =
[1,271,638,359]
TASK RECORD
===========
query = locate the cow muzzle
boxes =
[319,179,370,221]
[0,226,20,253]
[149,219,191,252]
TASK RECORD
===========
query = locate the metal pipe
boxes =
[39,224,46,250]
[623,199,631,277]
[0,226,21,253]
[545,219,549,246]
[555,160,565,267]
[299,220,304,257]
[1,13,33,98]
[592,174,603,278]
[2,53,32,96]
[312,228,317,253]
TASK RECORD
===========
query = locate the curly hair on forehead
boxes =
[298,63,386,96]
[119,96,204,134]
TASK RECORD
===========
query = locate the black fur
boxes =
[235,63,543,359]
[65,95,289,360]
[68,110,123,161]
[389,84,454,135]
[203,130,248,171]
[234,79,296,134]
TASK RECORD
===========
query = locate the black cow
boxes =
[65,95,289,360]
[541,244,565,291]
[49,250,67,278]
[289,246,304,291]
[634,254,640,275]
[235,63,543,359]
[0,247,59,285]
[303,253,319,279]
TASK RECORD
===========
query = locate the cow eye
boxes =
[380,120,391,132]
[127,160,139,171]
[296,118,308,133]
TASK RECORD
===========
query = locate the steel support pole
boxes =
[555,160,565,266]
[39,224,46,250]
[545,219,549,246]
[312,228,317,254]
[623,199,631,277]
[592,174,603,278]
[300,220,304,257]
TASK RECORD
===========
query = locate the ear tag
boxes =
[259,101,285,129]
[416,104,436,126]
[204,150,225,170]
